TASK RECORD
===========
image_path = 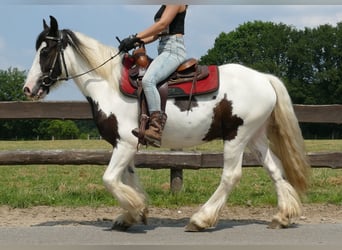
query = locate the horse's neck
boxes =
[65,32,123,102]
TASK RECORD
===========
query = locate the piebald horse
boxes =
[23,16,310,232]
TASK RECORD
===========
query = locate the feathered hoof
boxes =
[111,208,148,231]
[184,222,205,232]
[268,216,290,229]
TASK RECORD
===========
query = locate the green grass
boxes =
[0,140,341,208]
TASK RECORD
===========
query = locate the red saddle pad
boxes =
[119,57,219,98]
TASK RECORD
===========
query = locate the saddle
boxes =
[119,46,219,145]
[120,47,219,99]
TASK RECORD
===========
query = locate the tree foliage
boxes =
[0,68,40,139]
[0,68,27,101]
[36,120,80,140]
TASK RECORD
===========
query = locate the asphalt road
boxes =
[0,220,341,249]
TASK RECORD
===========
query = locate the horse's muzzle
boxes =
[23,82,49,99]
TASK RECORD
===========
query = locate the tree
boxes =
[310,24,342,104]
[36,120,80,140]
[0,68,43,139]
[0,68,27,101]
[200,21,296,79]
[76,120,100,139]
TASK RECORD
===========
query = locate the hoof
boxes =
[268,218,289,229]
[184,222,205,232]
[111,208,148,231]
[141,207,149,225]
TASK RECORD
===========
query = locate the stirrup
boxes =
[144,135,161,148]
[132,128,147,146]
[132,128,161,148]
[132,113,149,146]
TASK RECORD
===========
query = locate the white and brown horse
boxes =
[23,16,310,231]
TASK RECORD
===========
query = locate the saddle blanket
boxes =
[119,57,219,98]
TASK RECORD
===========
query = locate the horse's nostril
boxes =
[23,87,31,96]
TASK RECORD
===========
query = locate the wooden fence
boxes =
[0,101,341,192]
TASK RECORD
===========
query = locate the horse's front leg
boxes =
[102,142,148,230]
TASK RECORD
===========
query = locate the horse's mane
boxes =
[62,29,122,89]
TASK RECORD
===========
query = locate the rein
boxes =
[42,32,121,86]
[58,51,121,82]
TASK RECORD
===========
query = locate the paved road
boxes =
[0,220,341,248]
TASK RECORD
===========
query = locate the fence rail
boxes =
[0,101,341,192]
[0,101,341,123]
[0,150,340,169]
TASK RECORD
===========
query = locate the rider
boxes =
[119,5,188,147]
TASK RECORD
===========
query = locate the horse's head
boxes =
[23,16,68,99]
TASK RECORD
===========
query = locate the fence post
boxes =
[170,149,183,193]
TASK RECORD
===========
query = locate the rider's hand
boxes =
[118,34,142,52]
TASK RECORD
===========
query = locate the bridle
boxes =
[39,31,68,88]
[40,31,121,90]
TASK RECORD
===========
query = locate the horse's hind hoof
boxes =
[184,222,205,232]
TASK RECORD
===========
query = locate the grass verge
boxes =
[0,140,341,208]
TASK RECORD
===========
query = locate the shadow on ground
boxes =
[33,216,282,233]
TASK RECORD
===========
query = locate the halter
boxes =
[41,31,121,88]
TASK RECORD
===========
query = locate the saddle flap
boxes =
[167,65,219,97]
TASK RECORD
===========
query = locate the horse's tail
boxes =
[266,74,311,195]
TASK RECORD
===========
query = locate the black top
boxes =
[154,5,187,35]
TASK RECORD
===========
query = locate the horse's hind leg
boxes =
[248,132,302,228]
[185,139,244,232]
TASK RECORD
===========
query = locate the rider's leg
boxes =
[133,35,186,147]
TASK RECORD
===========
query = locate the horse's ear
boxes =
[43,19,49,30]
[49,15,59,34]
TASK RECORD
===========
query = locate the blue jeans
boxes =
[142,35,187,112]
